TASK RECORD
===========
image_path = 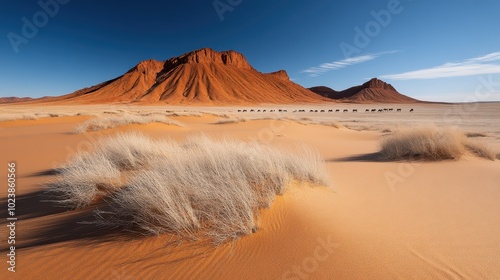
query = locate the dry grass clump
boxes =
[380,125,496,160]
[45,133,166,208]
[466,132,488,138]
[463,140,497,160]
[47,133,330,244]
[73,114,183,133]
[102,111,120,115]
[0,113,38,122]
[45,153,122,208]
[165,111,203,117]
[298,117,313,122]
[0,111,86,122]
[317,121,345,129]
[214,118,247,124]
[199,111,231,118]
[34,112,73,118]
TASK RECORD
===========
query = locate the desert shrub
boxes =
[48,133,330,244]
[73,114,182,133]
[198,111,231,118]
[380,125,496,160]
[106,135,329,244]
[466,132,487,138]
[213,118,247,124]
[317,121,345,129]
[464,140,497,160]
[45,153,122,208]
[165,111,203,117]
[94,132,174,170]
[0,114,37,122]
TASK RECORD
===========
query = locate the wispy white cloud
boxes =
[381,52,500,80]
[301,51,398,77]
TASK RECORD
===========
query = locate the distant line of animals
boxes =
[236,108,414,113]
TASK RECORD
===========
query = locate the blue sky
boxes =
[1,0,500,102]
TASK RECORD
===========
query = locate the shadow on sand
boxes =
[329,152,388,162]
[24,168,64,177]
[0,189,141,251]
[330,152,440,163]
[1,171,220,265]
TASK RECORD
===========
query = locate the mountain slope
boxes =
[308,86,339,98]
[44,48,329,105]
[309,78,418,103]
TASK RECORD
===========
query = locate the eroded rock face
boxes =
[268,70,290,80]
[170,48,254,70]
[362,78,397,91]
[48,48,328,104]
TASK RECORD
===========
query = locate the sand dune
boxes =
[1,107,499,279]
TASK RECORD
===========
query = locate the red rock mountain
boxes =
[43,48,329,105]
[309,78,418,103]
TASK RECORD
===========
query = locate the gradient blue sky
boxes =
[1,0,500,102]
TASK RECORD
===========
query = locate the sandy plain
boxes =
[0,102,499,280]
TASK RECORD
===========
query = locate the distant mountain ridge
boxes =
[0,97,34,104]
[309,78,418,103]
[1,49,420,105]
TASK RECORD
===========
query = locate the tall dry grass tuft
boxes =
[94,132,173,170]
[45,153,122,208]
[47,133,331,245]
[380,125,496,160]
[45,133,169,208]
[463,140,497,160]
[73,114,183,133]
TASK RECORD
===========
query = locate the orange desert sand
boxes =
[1,103,500,280]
